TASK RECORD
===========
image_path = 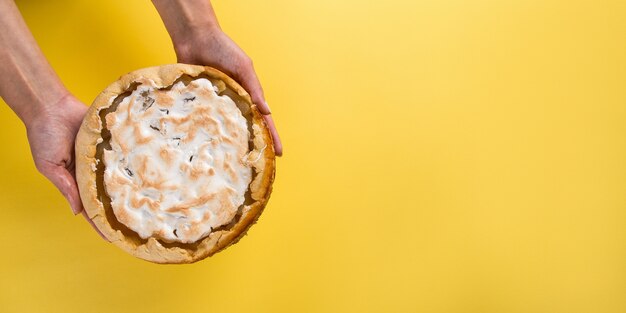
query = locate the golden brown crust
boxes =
[76,64,275,263]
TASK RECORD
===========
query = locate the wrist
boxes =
[152,0,222,62]
[172,24,222,62]
[20,87,70,127]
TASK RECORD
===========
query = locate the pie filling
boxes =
[95,75,257,247]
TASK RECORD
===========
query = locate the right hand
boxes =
[25,93,108,241]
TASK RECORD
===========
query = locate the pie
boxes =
[75,64,275,263]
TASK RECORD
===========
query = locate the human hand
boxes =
[24,94,107,240]
[0,0,106,240]
[174,29,283,156]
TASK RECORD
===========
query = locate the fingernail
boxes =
[66,195,80,215]
[263,101,272,114]
[71,204,81,215]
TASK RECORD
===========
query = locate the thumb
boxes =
[236,61,271,115]
[36,161,84,215]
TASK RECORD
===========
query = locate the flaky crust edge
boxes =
[75,64,276,264]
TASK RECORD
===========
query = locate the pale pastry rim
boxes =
[75,64,275,264]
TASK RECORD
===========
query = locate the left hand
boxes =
[174,29,283,156]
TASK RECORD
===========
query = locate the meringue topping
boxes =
[102,78,252,243]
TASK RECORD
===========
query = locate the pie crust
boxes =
[75,64,275,263]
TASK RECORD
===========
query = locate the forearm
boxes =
[152,0,221,53]
[0,0,68,125]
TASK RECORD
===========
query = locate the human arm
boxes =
[0,0,105,238]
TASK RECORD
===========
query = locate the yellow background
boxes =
[0,0,625,312]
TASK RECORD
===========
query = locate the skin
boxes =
[152,0,282,155]
[0,0,281,240]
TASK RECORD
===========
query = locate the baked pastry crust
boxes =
[75,64,275,263]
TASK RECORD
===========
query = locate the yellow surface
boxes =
[0,0,625,312]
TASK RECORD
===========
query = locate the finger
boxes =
[82,210,110,242]
[37,161,84,215]
[236,61,271,115]
[263,115,283,156]
[37,162,108,242]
